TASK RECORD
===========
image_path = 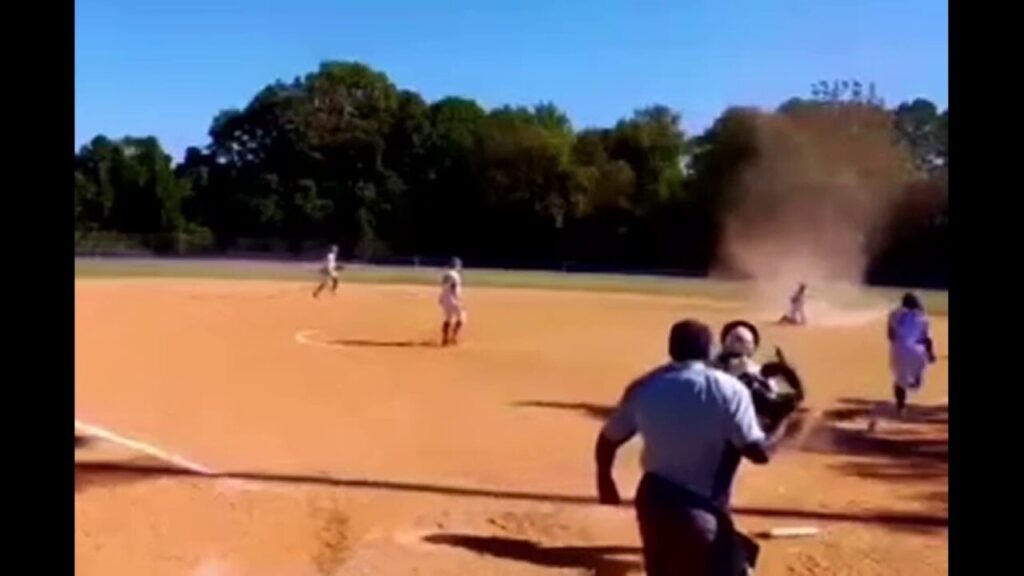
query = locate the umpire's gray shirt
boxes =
[601,361,767,501]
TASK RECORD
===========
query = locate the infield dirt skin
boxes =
[75,279,948,576]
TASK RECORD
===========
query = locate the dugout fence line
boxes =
[74,230,711,279]
[74,230,946,288]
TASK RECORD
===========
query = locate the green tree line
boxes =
[74,62,947,286]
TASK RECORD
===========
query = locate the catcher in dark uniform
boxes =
[715,320,804,436]
[711,320,806,574]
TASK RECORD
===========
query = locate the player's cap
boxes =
[721,320,761,348]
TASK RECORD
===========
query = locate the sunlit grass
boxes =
[75,258,947,315]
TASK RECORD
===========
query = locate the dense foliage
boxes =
[75,62,947,286]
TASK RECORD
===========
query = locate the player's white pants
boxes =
[440,297,466,324]
[786,302,806,324]
[890,342,928,390]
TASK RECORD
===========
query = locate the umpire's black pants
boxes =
[634,473,755,576]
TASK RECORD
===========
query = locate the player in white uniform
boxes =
[439,257,466,346]
[779,283,808,325]
[312,245,342,298]
[887,292,936,415]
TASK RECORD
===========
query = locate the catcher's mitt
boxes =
[745,347,805,432]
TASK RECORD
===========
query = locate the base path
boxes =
[75,278,947,576]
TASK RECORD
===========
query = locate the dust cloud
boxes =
[713,104,916,322]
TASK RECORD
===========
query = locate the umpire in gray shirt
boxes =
[595,319,787,576]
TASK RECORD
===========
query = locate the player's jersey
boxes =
[440,269,462,302]
[791,289,805,306]
[888,307,929,346]
[325,252,337,273]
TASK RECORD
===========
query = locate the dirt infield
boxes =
[75,278,947,576]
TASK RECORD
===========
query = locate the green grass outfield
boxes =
[75,257,948,315]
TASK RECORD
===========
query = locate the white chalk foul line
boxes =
[294,329,337,350]
[75,419,214,476]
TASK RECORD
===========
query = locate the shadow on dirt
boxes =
[825,398,948,427]
[801,397,948,522]
[75,466,153,494]
[514,400,614,421]
[75,437,188,494]
[803,398,948,466]
[328,338,438,348]
[515,401,811,442]
[73,462,947,530]
[735,505,946,530]
[777,407,812,440]
[424,534,641,576]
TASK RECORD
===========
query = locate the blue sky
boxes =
[76,0,948,158]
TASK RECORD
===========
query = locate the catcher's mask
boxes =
[721,320,760,358]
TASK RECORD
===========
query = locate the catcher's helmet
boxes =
[721,320,761,350]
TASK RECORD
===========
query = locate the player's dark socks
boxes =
[894,385,907,415]
[450,321,463,345]
[441,321,451,346]
[313,283,325,298]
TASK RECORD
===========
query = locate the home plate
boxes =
[757,526,821,539]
